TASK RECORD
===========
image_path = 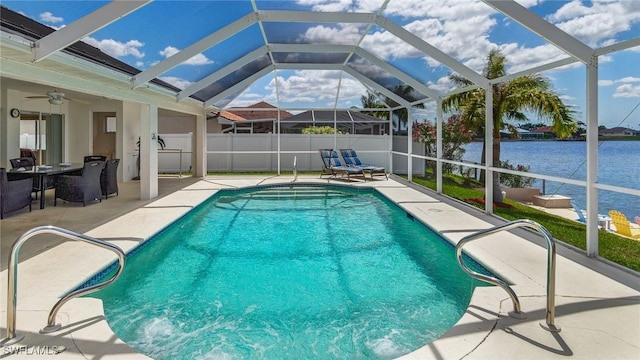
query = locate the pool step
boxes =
[220,187,354,202]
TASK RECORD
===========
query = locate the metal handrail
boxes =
[293,155,298,182]
[1,226,126,345]
[456,219,560,332]
[158,148,191,177]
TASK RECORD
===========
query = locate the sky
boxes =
[3,0,640,129]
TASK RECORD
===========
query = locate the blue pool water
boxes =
[92,185,486,359]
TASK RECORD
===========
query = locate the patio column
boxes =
[485,87,494,214]
[0,88,21,167]
[388,109,393,173]
[436,99,443,194]
[139,103,158,200]
[585,55,599,257]
[193,112,206,177]
[407,106,413,181]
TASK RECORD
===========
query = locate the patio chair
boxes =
[0,168,33,219]
[608,210,640,239]
[84,155,107,162]
[318,149,366,181]
[20,148,37,163]
[101,158,120,199]
[571,202,586,223]
[9,157,47,199]
[54,160,105,207]
[339,149,388,180]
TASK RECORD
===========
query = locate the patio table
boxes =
[8,163,84,209]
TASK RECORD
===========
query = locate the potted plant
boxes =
[133,135,166,180]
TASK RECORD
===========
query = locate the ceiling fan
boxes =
[25,89,90,105]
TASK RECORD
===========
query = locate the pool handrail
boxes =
[1,225,126,345]
[455,219,560,332]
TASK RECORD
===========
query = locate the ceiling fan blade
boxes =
[25,95,50,99]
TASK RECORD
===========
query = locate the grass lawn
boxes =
[408,174,640,272]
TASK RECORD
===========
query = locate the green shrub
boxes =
[499,160,535,188]
[302,126,342,134]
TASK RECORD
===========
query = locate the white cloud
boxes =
[159,46,213,66]
[599,76,640,98]
[158,76,193,90]
[547,1,640,47]
[83,37,145,59]
[427,76,455,93]
[231,70,367,107]
[267,70,345,104]
[301,24,364,45]
[297,0,387,13]
[618,76,640,83]
[500,43,572,73]
[40,12,63,24]
[613,83,640,98]
[385,0,494,20]
[226,92,265,108]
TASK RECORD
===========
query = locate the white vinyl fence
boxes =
[158,133,425,174]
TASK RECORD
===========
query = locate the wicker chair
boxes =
[9,157,47,199]
[9,157,35,168]
[0,168,33,219]
[101,159,120,199]
[84,155,107,162]
[54,161,105,206]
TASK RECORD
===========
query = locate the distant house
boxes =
[499,127,544,140]
[280,110,389,135]
[599,127,639,137]
[530,126,556,139]
[216,106,389,135]
[216,102,293,133]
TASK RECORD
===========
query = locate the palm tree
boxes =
[360,91,388,120]
[443,48,577,203]
[387,84,425,132]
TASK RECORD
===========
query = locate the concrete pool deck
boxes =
[0,175,638,359]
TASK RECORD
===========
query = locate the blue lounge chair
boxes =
[571,201,586,223]
[339,149,388,180]
[319,149,366,181]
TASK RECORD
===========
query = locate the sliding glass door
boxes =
[19,111,65,165]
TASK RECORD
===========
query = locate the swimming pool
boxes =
[90,184,487,359]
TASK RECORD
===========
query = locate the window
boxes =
[105,116,116,133]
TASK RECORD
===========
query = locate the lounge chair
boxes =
[571,202,586,223]
[608,210,640,239]
[318,149,366,181]
[635,216,640,227]
[339,149,388,180]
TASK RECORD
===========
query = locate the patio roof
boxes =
[3,1,637,113]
